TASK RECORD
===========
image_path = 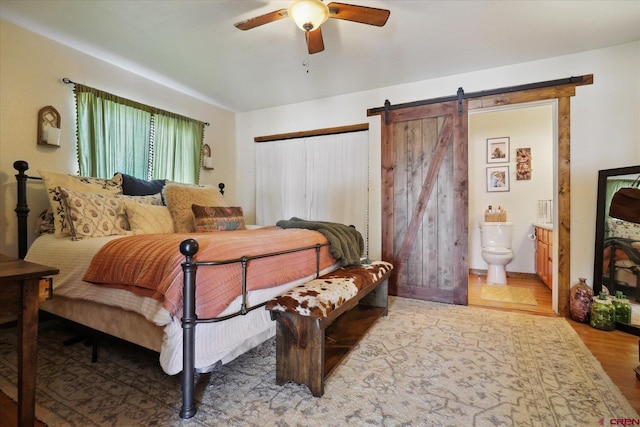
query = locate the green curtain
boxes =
[75,84,151,178]
[152,113,203,184]
[74,83,205,183]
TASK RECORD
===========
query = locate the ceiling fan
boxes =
[234,0,390,54]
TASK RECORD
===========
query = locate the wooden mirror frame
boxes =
[593,164,640,336]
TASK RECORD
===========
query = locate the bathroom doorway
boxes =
[468,102,556,315]
[372,74,592,315]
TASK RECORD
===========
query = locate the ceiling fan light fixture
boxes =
[287,0,330,32]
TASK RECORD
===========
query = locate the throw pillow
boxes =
[39,169,123,237]
[58,187,162,240]
[123,202,175,234]
[119,173,166,196]
[192,205,246,232]
[36,208,55,235]
[163,182,226,232]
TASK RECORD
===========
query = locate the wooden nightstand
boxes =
[0,254,58,427]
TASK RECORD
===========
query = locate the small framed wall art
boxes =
[486,166,510,192]
[486,137,509,163]
[516,147,532,180]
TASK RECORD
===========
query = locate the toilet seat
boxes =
[482,247,512,255]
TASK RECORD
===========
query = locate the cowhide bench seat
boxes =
[265,261,393,397]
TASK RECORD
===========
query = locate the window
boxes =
[74,83,205,183]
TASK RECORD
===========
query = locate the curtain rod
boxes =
[62,77,210,126]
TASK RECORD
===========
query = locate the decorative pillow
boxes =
[58,187,162,240]
[119,173,166,196]
[163,183,226,233]
[39,169,123,237]
[36,208,55,235]
[192,205,246,232]
[607,218,640,240]
[123,202,175,235]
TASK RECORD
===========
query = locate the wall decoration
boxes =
[37,106,61,147]
[486,166,510,192]
[486,137,509,163]
[516,147,532,180]
[202,144,214,169]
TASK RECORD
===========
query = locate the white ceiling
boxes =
[1,1,639,113]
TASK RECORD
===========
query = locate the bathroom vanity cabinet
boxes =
[535,226,553,289]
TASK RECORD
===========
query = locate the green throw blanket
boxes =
[276,217,364,267]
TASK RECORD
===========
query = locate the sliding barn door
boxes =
[381,101,468,304]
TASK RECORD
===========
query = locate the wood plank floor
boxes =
[2,276,639,425]
[468,273,555,316]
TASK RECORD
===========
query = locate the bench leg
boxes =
[360,278,388,314]
[274,312,325,397]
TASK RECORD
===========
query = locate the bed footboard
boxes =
[179,239,199,419]
[178,237,328,419]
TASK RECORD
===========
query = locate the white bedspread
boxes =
[26,234,171,326]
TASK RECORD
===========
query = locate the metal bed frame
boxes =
[14,160,329,418]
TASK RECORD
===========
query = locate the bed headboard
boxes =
[14,160,226,259]
[14,160,42,259]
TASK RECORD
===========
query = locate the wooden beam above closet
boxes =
[254,123,369,143]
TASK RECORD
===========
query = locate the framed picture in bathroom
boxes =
[486,166,510,192]
[486,137,510,163]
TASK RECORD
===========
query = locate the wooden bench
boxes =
[265,261,393,397]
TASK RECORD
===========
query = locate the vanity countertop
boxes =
[533,222,553,230]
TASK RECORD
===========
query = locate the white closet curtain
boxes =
[255,140,306,225]
[256,130,369,252]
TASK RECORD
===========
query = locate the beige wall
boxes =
[0,20,236,257]
[236,41,640,297]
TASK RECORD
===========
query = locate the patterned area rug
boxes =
[0,297,636,426]
[481,284,538,305]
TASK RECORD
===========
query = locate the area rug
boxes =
[480,283,538,306]
[0,297,636,426]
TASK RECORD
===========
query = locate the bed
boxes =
[13,160,363,417]
[603,218,640,302]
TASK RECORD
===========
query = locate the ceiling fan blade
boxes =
[306,27,325,54]
[234,9,288,30]
[327,2,390,26]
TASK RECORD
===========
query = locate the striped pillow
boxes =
[123,202,175,235]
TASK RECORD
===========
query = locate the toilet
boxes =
[479,221,514,285]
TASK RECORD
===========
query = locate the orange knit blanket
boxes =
[83,228,335,319]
